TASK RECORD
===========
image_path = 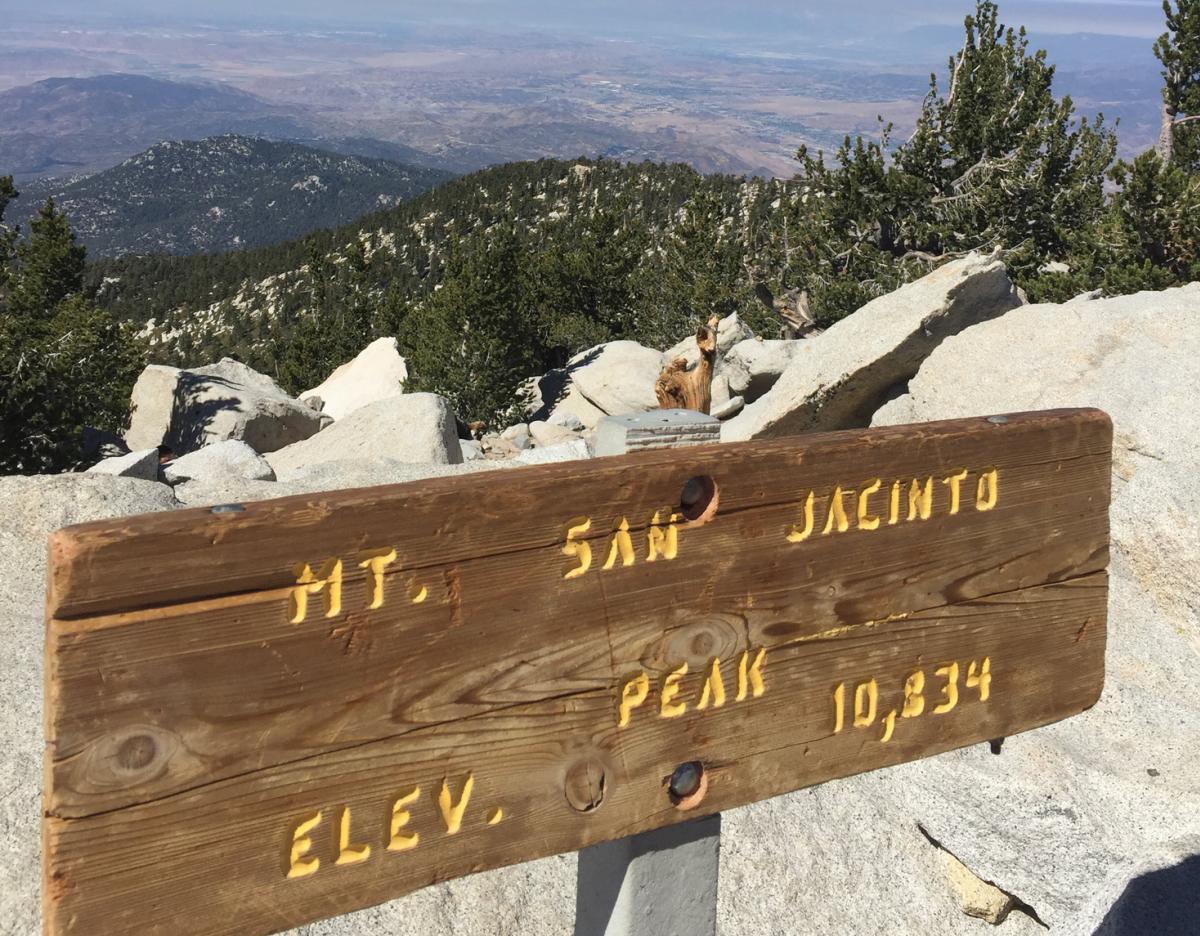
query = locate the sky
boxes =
[0,0,1171,39]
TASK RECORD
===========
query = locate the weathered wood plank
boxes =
[43,409,1112,936]
[45,409,1111,618]
[45,574,1108,936]
[46,411,1111,815]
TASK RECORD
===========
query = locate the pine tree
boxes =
[400,228,542,426]
[1155,0,1200,170]
[0,189,143,473]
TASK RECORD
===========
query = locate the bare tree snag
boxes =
[655,315,719,413]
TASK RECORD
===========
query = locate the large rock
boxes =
[719,284,1200,935]
[125,359,325,456]
[162,440,276,485]
[84,448,160,481]
[300,337,408,421]
[720,337,807,403]
[722,251,1022,441]
[0,476,178,934]
[549,341,663,428]
[266,393,462,480]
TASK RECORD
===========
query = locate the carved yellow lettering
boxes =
[409,582,428,603]
[563,517,592,580]
[976,467,999,511]
[832,682,845,733]
[787,491,815,543]
[696,657,726,710]
[966,657,992,701]
[357,548,397,610]
[821,486,850,535]
[287,811,322,879]
[854,679,878,727]
[857,479,882,530]
[647,511,679,562]
[880,708,897,743]
[907,478,933,521]
[888,480,901,525]
[290,559,343,623]
[602,517,635,569]
[943,468,968,515]
[902,670,926,718]
[388,787,420,852]
[660,662,689,717]
[747,647,766,698]
[335,806,370,866]
[617,673,650,727]
[487,807,504,825]
[933,663,960,714]
[438,774,474,835]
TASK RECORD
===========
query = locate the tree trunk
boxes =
[1157,102,1177,165]
[655,315,719,414]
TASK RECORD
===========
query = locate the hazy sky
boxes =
[0,0,1171,39]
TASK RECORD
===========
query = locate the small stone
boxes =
[710,395,745,421]
[500,423,531,450]
[940,850,1015,924]
[547,410,584,431]
[529,420,577,447]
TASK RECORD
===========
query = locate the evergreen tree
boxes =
[0,190,142,473]
[1155,0,1200,170]
[400,228,541,426]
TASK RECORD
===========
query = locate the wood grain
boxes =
[43,409,1113,936]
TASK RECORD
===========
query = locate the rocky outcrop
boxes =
[661,311,754,369]
[722,251,1023,441]
[300,337,408,420]
[266,393,462,480]
[0,475,178,932]
[721,283,1200,936]
[125,359,325,455]
[85,448,160,481]
[162,440,276,485]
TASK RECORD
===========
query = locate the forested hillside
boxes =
[19,136,452,257]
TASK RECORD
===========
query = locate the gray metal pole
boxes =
[575,409,723,936]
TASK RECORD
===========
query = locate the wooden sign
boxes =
[42,409,1112,936]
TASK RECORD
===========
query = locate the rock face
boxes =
[125,359,325,455]
[300,337,408,421]
[722,252,1023,441]
[549,341,663,428]
[266,393,462,480]
[720,338,807,403]
[720,284,1200,936]
[0,476,178,934]
[85,448,160,481]
[162,440,276,485]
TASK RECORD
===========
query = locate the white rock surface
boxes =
[501,422,532,450]
[267,394,463,480]
[300,337,408,421]
[511,438,592,465]
[84,448,160,481]
[125,358,325,455]
[0,476,178,934]
[548,410,584,431]
[729,282,1200,935]
[163,439,276,485]
[528,419,578,447]
[555,341,663,427]
[722,252,1022,440]
[720,338,807,403]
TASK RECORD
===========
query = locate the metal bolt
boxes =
[210,503,245,514]
[681,477,705,509]
[668,761,704,800]
[986,415,1008,425]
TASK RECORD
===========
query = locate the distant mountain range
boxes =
[14,135,454,257]
[0,73,447,182]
